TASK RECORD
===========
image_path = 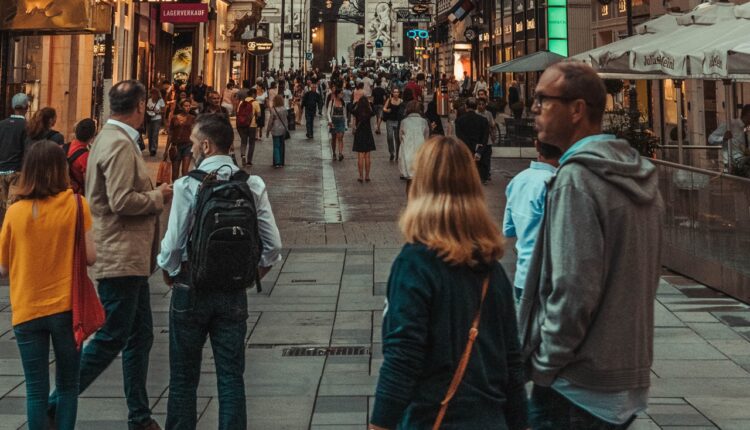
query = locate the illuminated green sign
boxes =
[547,0,568,57]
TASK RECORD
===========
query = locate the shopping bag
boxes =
[71,194,105,351]
[156,148,173,186]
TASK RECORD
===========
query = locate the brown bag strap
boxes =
[432,275,491,430]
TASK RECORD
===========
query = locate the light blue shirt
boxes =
[157,155,283,277]
[552,378,648,425]
[558,134,616,165]
[502,161,557,290]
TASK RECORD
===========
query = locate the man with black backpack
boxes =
[157,113,282,430]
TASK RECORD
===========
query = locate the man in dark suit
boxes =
[455,97,490,181]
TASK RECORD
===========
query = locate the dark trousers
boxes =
[386,120,401,156]
[49,277,154,429]
[237,126,257,164]
[15,312,79,430]
[147,119,161,154]
[166,283,248,430]
[529,385,637,430]
[272,135,286,166]
[477,145,492,182]
[305,110,316,137]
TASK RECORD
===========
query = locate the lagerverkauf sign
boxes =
[247,37,273,56]
[161,4,208,23]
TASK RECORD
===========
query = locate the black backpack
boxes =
[187,166,263,292]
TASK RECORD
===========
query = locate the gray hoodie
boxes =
[518,137,664,391]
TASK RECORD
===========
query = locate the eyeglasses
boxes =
[533,93,579,109]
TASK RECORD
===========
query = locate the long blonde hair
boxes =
[400,136,504,266]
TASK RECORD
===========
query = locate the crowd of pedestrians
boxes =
[0,61,666,430]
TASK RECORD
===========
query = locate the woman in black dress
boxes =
[352,97,376,182]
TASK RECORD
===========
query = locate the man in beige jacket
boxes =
[48,80,172,430]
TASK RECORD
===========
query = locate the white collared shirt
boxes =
[157,155,283,277]
[107,119,142,154]
[9,115,25,120]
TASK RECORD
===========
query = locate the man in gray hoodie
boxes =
[518,62,664,429]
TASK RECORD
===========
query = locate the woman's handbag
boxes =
[156,142,173,186]
[273,107,291,139]
[71,194,106,351]
[432,275,491,430]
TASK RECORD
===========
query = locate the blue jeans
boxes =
[272,135,285,166]
[386,120,400,156]
[305,110,316,137]
[15,312,79,430]
[49,276,155,429]
[529,384,636,430]
[166,281,249,430]
[147,119,161,153]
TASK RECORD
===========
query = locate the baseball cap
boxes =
[11,93,29,109]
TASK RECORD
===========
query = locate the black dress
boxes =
[352,104,376,153]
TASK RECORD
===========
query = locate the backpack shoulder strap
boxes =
[68,147,87,164]
[187,170,208,182]
[231,170,250,182]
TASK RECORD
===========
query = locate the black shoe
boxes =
[338,154,344,161]
[149,151,157,156]
[389,154,394,161]
[132,419,162,430]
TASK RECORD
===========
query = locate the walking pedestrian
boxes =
[27,107,65,146]
[159,114,282,430]
[398,100,429,194]
[342,81,354,125]
[169,99,197,180]
[352,96,375,182]
[192,76,208,112]
[66,118,96,195]
[372,82,388,134]
[508,81,523,120]
[266,95,289,168]
[0,141,96,430]
[520,62,664,430]
[502,140,560,302]
[382,88,404,162]
[220,80,238,115]
[369,135,528,430]
[255,79,267,140]
[278,80,295,131]
[326,88,348,161]
[455,98,490,183]
[202,91,229,116]
[301,81,323,139]
[473,75,488,97]
[476,98,497,184]
[146,88,165,156]
[47,80,172,430]
[0,93,30,226]
[424,97,445,136]
[236,88,261,167]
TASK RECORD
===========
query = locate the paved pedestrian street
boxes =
[1,120,750,429]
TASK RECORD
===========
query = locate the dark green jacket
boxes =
[371,243,528,429]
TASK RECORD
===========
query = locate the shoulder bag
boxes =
[432,275,491,430]
[71,194,106,351]
[273,107,291,140]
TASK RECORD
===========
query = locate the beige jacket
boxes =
[85,123,164,279]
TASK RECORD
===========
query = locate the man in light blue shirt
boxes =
[502,140,560,301]
[157,114,282,429]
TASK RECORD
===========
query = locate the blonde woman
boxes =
[370,136,527,430]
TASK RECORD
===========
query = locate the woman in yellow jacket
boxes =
[0,141,97,430]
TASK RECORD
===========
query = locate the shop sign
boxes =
[547,0,568,56]
[247,37,274,56]
[160,4,209,24]
[0,0,112,33]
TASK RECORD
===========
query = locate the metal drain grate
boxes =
[291,279,317,283]
[282,346,370,357]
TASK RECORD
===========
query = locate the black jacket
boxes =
[0,116,28,171]
[301,90,323,112]
[455,111,490,152]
